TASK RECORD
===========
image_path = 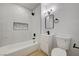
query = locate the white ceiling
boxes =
[15,3,40,11]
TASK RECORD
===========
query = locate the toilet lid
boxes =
[51,48,67,56]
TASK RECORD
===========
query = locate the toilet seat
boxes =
[51,48,67,56]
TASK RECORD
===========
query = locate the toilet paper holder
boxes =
[73,43,79,49]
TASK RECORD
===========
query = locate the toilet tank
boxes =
[55,34,71,50]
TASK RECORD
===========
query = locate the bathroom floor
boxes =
[28,50,47,56]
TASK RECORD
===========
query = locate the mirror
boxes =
[45,13,54,29]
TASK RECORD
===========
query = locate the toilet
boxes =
[51,34,71,56]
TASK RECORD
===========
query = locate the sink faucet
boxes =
[47,31,50,35]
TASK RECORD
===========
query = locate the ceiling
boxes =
[15,3,40,11]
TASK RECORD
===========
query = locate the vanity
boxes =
[39,34,54,55]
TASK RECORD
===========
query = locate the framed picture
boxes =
[45,14,54,29]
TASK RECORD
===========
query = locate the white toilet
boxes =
[51,35,71,56]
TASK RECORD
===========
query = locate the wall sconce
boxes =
[54,18,59,23]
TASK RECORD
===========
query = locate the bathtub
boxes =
[0,40,39,56]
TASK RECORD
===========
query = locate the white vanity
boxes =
[39,34,54,55]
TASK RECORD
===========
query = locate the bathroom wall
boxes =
[0,3,32,47]
[0,3,41,47]
[41,3,79,55]
[0,3,33,46]
[30,5,41,39]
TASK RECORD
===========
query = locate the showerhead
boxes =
[32,12,35,16]
[31,10,35,16]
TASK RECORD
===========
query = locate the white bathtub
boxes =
[0,40,39,56]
